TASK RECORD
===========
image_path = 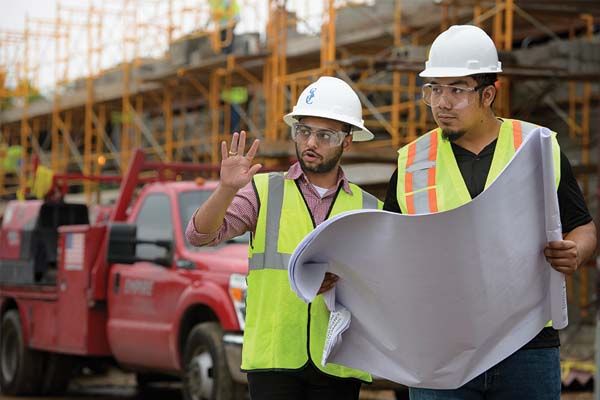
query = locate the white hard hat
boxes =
[283,76,374,141]
[420,25,502,78]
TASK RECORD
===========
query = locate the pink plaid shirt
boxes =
[185,162,353,246]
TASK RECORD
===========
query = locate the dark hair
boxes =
[471,73,498,107]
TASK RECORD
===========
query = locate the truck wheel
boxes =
[40,354,73,395]
[182,322,234,400]
[0,310,44,395]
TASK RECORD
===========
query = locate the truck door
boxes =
[107,193,189,370]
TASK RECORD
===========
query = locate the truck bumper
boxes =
[223,333,247,384]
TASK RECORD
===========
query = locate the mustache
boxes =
[302,150,322,159]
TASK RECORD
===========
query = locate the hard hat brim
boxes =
[419,66,502,78]
[283,112,374,142]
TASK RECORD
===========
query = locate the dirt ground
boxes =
[0,368,594,400]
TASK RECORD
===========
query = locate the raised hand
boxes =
[220,131,262,190]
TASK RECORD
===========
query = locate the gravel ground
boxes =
[0,368,593,400]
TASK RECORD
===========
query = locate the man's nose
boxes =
[436,92,452,109]
[305,132,319,146]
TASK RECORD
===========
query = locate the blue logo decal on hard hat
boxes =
[306,88,317,104]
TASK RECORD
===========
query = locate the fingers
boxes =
[317,272,339,294]
[547,240,575,250]
[246,139,261,159]
[236,131,246,155]
[545,240,578,275]
[230,131,240,155]
[225,131,259,159]
[221,140,227,160]
[248,163,263,176]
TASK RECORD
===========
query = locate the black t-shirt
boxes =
[383,139,593,349]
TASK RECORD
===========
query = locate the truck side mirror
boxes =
[107,223,138,264]
[106,223,173,267]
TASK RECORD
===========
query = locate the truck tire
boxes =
[0,310,44,395]
[182,322,235,400]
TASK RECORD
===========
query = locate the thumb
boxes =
[248,164,262,176]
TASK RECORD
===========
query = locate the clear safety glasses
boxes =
[422,83,486,109]
[291,123,348,147]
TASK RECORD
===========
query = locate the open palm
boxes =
[220,130,262,190]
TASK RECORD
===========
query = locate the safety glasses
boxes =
[291,123,348,147]
[422,83,487,109]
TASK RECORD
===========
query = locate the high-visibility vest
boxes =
[242,172,381,381]
[221,86,248,104]
[209,0,240,25]
[3,145,22,173]
[396,118,561,329]
[396,118,561,214]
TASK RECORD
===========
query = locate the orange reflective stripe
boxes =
[512,119,522,150]
[406,141,417,166]
[428,188,438,213]
[427,133,438,187]
[427,131,438,212]
[405,168,414,194]
[428,131,438,162]
[404,141,417,214]
[406,193,415,214]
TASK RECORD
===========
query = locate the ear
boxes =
[342,135,352,150]
[482,85,496,107]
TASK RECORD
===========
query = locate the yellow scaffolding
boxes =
[0,0,598,320]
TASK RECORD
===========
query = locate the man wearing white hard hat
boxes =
[384,25,596,399]
[186,76,381,399]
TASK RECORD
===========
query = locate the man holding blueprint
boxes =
[384,25,597,399]
[186,76,382,399]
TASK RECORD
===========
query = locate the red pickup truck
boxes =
[0,150,248,399]
[0,150,407,399]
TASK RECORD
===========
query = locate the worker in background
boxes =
[186,76,382,399]
[209,0,240,55]
[221,85,247,136]
[384,25,597,399]
[3,144,22,174]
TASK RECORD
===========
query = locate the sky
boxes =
[1,1,57,32]
[0,0,301,93]
[1,0,371,94]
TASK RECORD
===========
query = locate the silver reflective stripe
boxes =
[405,160,436,173]
[411,169,429,195]
[362,191,379,209]
[413,190,431,214]
[248,173,291,271]
[410,135,434,193]
[406,133,435,213]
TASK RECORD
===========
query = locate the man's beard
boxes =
[296,144,343,173]
[442,130,466,142]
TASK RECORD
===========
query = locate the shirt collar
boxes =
[286,162,353,195]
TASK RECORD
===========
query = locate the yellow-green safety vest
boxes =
[209,0,240,25]
[396,118,561,328]
[221,86,248,104]
[242,172,381,381]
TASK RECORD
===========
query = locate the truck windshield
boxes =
[178,190,250,250]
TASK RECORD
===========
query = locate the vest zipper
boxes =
[296,179,344,363]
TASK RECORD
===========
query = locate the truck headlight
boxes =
[228,273,247,330]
